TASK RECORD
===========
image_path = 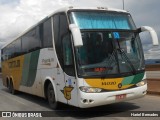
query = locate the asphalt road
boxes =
[0,78,160,120]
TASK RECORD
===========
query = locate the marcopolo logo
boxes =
[118,83,123,89]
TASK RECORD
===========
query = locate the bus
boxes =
[1,6,159,109]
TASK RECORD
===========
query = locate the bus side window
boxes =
[53,14,63,67]
[42,19,53,48]
[14,38,21,56]
[62,34,73,65]
[53,13,75,76]
[62,34,74,76]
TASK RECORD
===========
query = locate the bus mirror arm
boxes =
[69,24,83,47]
[138,26,159,46]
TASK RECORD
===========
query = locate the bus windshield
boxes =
[69,11,145,77]
[69,11,136,30]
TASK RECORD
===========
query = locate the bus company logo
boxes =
[41,58,54,66]
[118,83,122,88]
[8,60,20,68]
[61,86,74,100]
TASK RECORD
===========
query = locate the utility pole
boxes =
[122,0,125,10]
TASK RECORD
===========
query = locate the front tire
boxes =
[47,83,60,109]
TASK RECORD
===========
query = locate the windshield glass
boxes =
[75,31,144,77]
[69,11,136,30]
[68,11,144,77]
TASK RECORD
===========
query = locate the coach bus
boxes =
[1,6,159,109]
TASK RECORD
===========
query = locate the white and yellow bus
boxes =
[1,6,159,109]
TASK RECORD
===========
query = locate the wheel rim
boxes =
[48,86,55,104]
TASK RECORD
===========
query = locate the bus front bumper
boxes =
[78,84,147,108]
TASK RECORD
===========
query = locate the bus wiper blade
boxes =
[103,49,118,77]
[118,48,136,75]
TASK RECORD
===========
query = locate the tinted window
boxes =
[2,38,22,60]
[43,19,53,47]
[53,13,75,76]
[22,28,41,53]
[59,14,68,39]
[10,43,15,58]
[22,31,31,53]
[7,44,12,59]
[53,15,59,47]
[62,33,74,76]
[1,48,8,61]
[53,14,62,66]
[1,49,4,61]
[14,38,21,56]
[34,27,41,49]
[2,18,53,60]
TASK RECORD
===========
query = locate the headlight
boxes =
[136,79,147,87]
[79,86,102,93]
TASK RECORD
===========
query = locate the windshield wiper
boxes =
[106,49,117,66]
[116,38,137,75]
[117,48,136,75]
[103,49,120,77]
[104,48,136,77]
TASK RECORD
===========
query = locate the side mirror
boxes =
[69,24,83,47]
[138,26,159,46]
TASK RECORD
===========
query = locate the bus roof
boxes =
[1,6,128,49]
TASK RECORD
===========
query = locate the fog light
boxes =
[83,99,88,103]
[89,99,94,103]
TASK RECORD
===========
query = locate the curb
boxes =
[147,91,160,96]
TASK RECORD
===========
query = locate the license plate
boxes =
[116,94,126,100]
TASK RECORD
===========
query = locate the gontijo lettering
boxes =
[8,60,20,68]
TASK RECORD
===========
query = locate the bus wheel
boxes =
[9,81,17,95]
[47,83,60,109]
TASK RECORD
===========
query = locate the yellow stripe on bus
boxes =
[2,55,24,90]
[85,78,133,90]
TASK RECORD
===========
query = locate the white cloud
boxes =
[0,0,159,60]
[0,0,126,43]
[0,0,72,43]
[0,0,121,43]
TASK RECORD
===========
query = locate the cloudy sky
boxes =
[0,0,160,60]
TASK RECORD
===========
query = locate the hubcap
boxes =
[48,88,55,103]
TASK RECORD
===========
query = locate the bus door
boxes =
[53,13,78,106]
[62,33,78,106]
[55,65,67,104]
